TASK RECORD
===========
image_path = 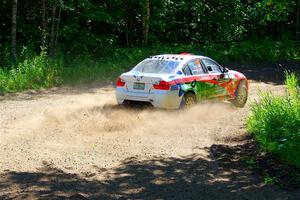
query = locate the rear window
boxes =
[132,59,179,74]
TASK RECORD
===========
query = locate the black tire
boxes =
[181,93,196,108]
[232,81,248,108]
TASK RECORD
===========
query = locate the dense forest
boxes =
[0,0,300,90]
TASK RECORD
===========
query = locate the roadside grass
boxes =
[0,39,299,93]
[0,51,60,93]
[60,54,135,86]
[247,72,300,169]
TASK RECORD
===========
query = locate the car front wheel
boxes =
[232,81,248,107]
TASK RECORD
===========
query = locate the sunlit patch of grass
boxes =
[247,73,300,168]
[0,51,60,93]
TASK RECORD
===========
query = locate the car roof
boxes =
[149,54,211,63]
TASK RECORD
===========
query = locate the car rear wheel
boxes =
[181,93,196,108]
[232,81,248,108]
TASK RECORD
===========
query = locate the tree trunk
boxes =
[125,22,129,46]
[42,0,48,49]
[142,0,150,45]
[54,2,61,56]
[296,0,300,37]
[49,3,57,58]
[125,2,133,47]
[11,0,17,62]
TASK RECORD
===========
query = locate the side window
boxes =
[182,66,192,76]
[202,59,222,73]
[189,59,205,75]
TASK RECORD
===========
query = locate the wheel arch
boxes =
[237,78,248,90]
[184,89,196,96]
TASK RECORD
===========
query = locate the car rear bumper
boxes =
[115,87,182,109]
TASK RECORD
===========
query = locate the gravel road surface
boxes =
[1,63,299,199]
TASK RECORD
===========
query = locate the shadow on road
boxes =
[227,61,300,85]
[1,141,299,199]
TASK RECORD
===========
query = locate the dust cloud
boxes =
[1,87,249,172]
[39,96,235,138]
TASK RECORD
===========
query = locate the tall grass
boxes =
[247,73,300,168]
[0,51,60,93]
[60,54,134,85]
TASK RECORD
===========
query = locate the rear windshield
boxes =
[132,59,179,74]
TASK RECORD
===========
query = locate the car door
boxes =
[181,59,216,100]
[201,58,232,99]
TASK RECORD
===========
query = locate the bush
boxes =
[247,73,300,168]
[0,51,60,93]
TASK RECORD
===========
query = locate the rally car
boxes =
[115,54,248,109]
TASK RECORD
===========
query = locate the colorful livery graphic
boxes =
[116,54,248,109]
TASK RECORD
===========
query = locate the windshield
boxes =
[132,59,179,74]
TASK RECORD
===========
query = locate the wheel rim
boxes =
[236,88,247,105]
[185,96,195,107]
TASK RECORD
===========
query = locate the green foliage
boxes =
[1,39,299,92]
[245,158,257,167]
[247,73,300,168]
[263,175,277,185]
[2,0,299,54]
[59,54,134,85]
[203,40,300,62]
[57,39,300,85]
[0,51,60,93]
[252,0,296,24]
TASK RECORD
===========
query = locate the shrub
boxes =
[0,51,59,93]
[247,73,300,168]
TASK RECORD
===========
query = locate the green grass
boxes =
[247,73,300,168]
[60,54,134,86]
[0,51,60,93]
[0,39,299,93]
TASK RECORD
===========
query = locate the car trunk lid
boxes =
[120,72,169,93]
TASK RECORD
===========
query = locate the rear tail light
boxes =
[153,81,170,90]
[116,77,125,87]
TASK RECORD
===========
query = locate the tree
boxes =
[49,0,62,58]
[11,0,17,62]
[49,2,56,58]
[0,0,299,62]
[41,0,48,49]
[54,1,62,55]
[296,0,300,36]
[142,0,150,45]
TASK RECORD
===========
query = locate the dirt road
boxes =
[1,63,300,199]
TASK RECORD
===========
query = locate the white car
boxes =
[115,54,248,109]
